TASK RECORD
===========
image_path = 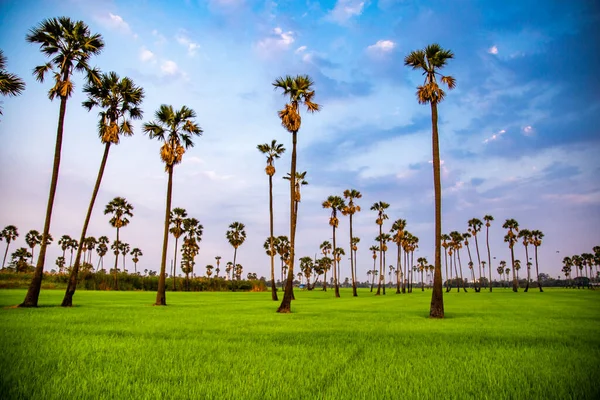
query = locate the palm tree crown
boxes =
[0,50,26,113]
[404,43,456,105]
[273,75,321,133]
[104,197,134,228]
[257,139,285,176]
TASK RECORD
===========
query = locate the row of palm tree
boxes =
[561,247,600,288]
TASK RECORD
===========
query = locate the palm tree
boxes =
[169,207,188,291]
[257,139,286,301]
[96,237,109,271]
[531,230,544,292]
[333,247,346,289]
[450,231,467,292]
[21,17,104,308]
[323,195,346,297]
[276,236,290,288]
[273,74,320,313]
[341,189,362,297]
[0,49,25,115]
[143,104,202,306]
[503,219,520,292]
[62,71,143,306]
[351,236,360,293]
[67,238,78,267]
[104,197,133,290]
[441,233,451,292]
[463,232,477,291]
[390,219,407,294]
[226,222,246,276]
[119,242,130,272]
[25,230,42,264]
[215,256,221,278]
[0,225,19,269]
[405,44,455,318]
[467,218,484,289]
[417,257,428,291]
[131,248,143,274]
[497,262,506,287]
[84,236,97,265]
[483,215,494,292]
[515,259,522,283]
[55,256,66,274]
[58,234,71,262]
[369,245,379,292]
[283,171,308,237]
[12,248,32,273]
[370,201,390,295]
[518,229,532,292]
[562,257,573,288]
[319,240,332,291]
[299,256,313,289]
[206,264,214,278]
[377,233,392,295]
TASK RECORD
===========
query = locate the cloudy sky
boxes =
[0,0,598,282]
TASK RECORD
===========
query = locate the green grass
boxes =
[1,288,599,399]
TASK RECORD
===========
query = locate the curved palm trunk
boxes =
[534,245,543,292]
[62,142,111,306]
[474,235,483,289]
[524,245,530,292]
[20,93,68,308]
[113,228,120,290]
[172,236,180,291]
[486,226,492,292]
[429,103,444,316]
[510,245,518,292]
[396,244,401,294]
[155,165,174,306]
[350,215,357,297]
[2,241,12,269]
[268,174,278,301]
[332,224,340,298]
[278,131,297,313]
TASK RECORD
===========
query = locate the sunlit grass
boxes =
[0,288,598,399]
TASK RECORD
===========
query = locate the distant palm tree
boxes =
[450,231,467,292]
[319,240,332,291]
[371,201,390,295]
[462,232,477,291]
[273,74,320,313]
[441,233,451,292]
[562,257,573,288]
[226,222,246,276]
[0,49,25,115]
[497,262,506,287]
[206,264,214,278]
[531,230,544,292]
[342,189,362,297]
[131,248,143,274]
[323,195,346,298]
[144,104,202,306]
[25,230,42,264]
[55,256,66,274]
[12,248,32,273]
[518,229,532,292]
[21,17,104,308]
[369,245,379,292]
[376,232,392,295]
[467,218,484,289]
[96,237,109,271]
[67,238,78,267]
[169,207,188,291]
[119,242,130,272]
[257,139,285,301]
[351,236,360,293]
[276,236,290,288]
[333,247,346,289]
[417,257,428,291]
[84,236,97,265]
[390,219,407,294]
[0,225,19,269]
[483,215,494,292]
[299,256,313,289]
[63,71,143,307]
[215,256,221,278]
[405,44,456,318]
[105,197,133,290]
[503,219,520,292]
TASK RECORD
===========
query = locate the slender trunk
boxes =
[376,224,383,295]
[486,226,492,292]
[333,223,340,298]
[370,256,375,292]
[465,243,477,291]
[155,164,174,306]
[410,250,414,292]
[172,236,180,291]
[510,245,518,292]
[354,250,358,295]
[134,261,137,274]
[524,244,530,292]
[402,250,407,293]
[474,234,483,289]
[350,215,357,297]
[268,174,278,301]
[382,249,386,295]
[534,245,543,292]
[62,143,111,306]
[277,130,297,313]
[454,252,460,292]
[30,248,35,264]
[457,249,467,292]
[2,241,11,269]
[20,92,69,307]
[396,244,401,294]
[421,269,424,291]
[114,228,120,290]
[323,266,327,291]
[444,247,450,292]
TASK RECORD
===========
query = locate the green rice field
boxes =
[1,288,599,399]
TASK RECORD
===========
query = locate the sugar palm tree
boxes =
[467,218,484,289]
[62,71,143,306]
[257,139,286,301]
[390,219,407,294]
[58,234,71,262]
[67,238,78,267]
[450,231,467,292]
[483,215,494,292]
[96,237,108,271]
[342,189,362,297]
[131,248,142,274]
[333,247,346,288]
[377,233,392,295]
[441,233,451,292]
[370,201,390,295]
[283,171,308,227]
[0,225,19,269]
[273,74,320,313]
[104,197,133,290]
[84,236,97,265]
[21,17,104,308]
[502,218,520,292]
[518,229,532,292]
[369,245,379,292]
[562,257,573,288]
[206,264,214,278]
[56,256,66,274]
[323,195,346,298]
[497,262,506,287]
[319,240,332,291]
[531,230,544,292]
[405,44,455,317]
[417,257,428,291]
[25,230,42,264]
[169,207,188,291]
[215,256,221,278]
[0,49,25,115]
[351,237,360,293]
[226,222,246,275]
[276,236,290,287]
[463,232,477,291]
[12,248,32,273]
[143,104,202,306]
[119,242,130,272]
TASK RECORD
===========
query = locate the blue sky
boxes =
[0,0,598,281]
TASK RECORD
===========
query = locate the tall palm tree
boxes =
[323,195,346,298]
[96,237,108,271]
[12,248,32,273]
[462,232,477,291]
[131,248,143,274]
[417,257,428,291]
[104,197,133,290]
[62,71,143,306]
[0,49,25,115]
[405,44,455,318]
[181,217,203,289]
[276,236,290,287]
[67,238,78,267]
[144,104,202,306]
[467,218,484,289]
[169,207,188,291]
[351,236,360,293]
[450,231,467,292]
[518,229,532,292]
[226,222,246,276]
[369,245,379,292]
[531,230,544,292]
[1,225,19,269]
[342,189,362,297]
[390,219,407,294]
[502,218,520,292]
[377,233,392,295]
[370,201,390,295]
[21,17,104,308]
[441,233,451,292]
[497,262,506,287]
[25,230,42,264]
[58,234,71,262]
[562,257,573,288]
[84,236,97,265]
[257,139,286,301]
[273,74,320,313]
[119,242,130,271]
[483,215,494,292]
[319,240,332,291]
[283,171,308,230]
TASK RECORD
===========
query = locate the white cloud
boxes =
[96,13,134,36]
[483,129,506,144]
[522,125,534,136]
[327,0,367,24]
[367,40,396,54]
[176,32,200,56]
[139,47,156,63]
[256,27,295,54]
[160,60,180,75]
[488,45,499,55]
[295,46,307,54]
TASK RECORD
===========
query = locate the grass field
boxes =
[1,288,599,399]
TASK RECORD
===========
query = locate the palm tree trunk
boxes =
[382,250,386,295]
[474,235,483,289]
[444,248,449,292]
[2,242,11,269]
[277,130,297,313]
[447,251,453,292]
[486,226,492,292]
[333,224,340,298]
[524,245,530,292]
[402,250,407,293]
[376,225,383,296]
[62,142,111,306]
[396,244,401,294]
[172,236,180,291]
[114,228,120,290]
[155,164,174,306]
[534,245,543,292]
[30,248,35,264]
[20,92,69,308]
[268,175,278,301]
[510,246,518,292]
[350,215,357,297]
[457,250,467,292]
[421,269,425,291]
